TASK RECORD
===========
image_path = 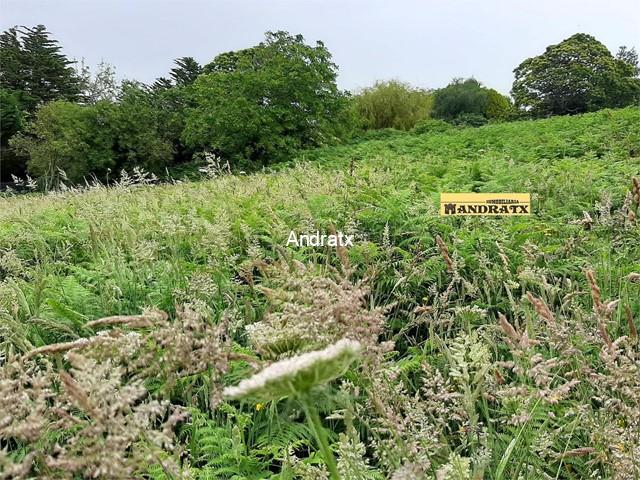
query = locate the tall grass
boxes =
[0,107,639,479]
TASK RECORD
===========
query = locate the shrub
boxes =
[353,80,433,130]
[411,118,453,135]
[451,112,488,127]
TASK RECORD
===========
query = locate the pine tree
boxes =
[0,24,81,112]
[170,57,202,87]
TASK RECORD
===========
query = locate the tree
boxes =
[485,88,513,120]
[183,31,349,166]
[0,25,82,180]
[153,57,202,91]
[111,81,173,172]
[79,60,120,104]
[616,46,639,76]
[511,33,640,116]
[170,57,202,87]
[353,80,433,130]
[151,57,203,162]
[433,78,488,121]
[10,101,115,188]
[0,89,26,180]
[0,25,81,113]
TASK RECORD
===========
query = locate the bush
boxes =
[433,78,513,125]
[353,80,433,130]
[411,118,453,135]
[451,113,488,127]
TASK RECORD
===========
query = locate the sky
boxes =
[2,0,639,95]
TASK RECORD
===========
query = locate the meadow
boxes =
[1,107,639,479]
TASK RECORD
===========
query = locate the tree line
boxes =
[1,26,638,187]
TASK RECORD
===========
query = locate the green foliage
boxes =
[2,98,639,479]
[183,31,349,166]
[10,85,173,186]
[450,112,488,127]
[512,33,640,116]
[353,80,433,130]
[0,88,26,180]
[0,25,81,113]
[433,79,512,125]
[411,118,453,135]
[0,25,81,179]
[485,88,513,120]
[10,100,115,187]
[78,60,120,104]
[110,82,173,172]
[433,78,488,122]
[151,57,205,163]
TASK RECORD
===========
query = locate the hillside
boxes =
[1,108,639,479]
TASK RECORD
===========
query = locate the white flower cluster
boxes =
[224,339,361,400]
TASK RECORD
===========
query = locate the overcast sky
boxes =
[2,0,639,95]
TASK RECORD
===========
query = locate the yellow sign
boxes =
[440,193,531,216]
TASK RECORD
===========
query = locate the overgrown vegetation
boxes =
[2,27,638,186]
[353,80,433,131]
[1,108,639,478]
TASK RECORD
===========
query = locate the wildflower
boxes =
[223,339,361,401]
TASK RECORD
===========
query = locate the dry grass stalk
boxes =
[435,235,455,273]
[625,304,638,342]
[328,224,351,273]
[632,177,640,208]
[59,371,102,421]
[85,308,168,329]
[584,269,603,313]
[584,269,616,350]
[24,338,93,360]
[526,292,556,327]
[498,313,519,344]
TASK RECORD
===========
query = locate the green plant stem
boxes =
[300,396,340,480]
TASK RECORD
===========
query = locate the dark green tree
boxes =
[0,25,81,179]
[111,81,173,172]
[511,33,640,116]
[183,31,349,166]
[0,89,26,180]
[10,100,115,188]
[432,78,489,121]
[170,57,202,87]
[151,57,204,162]
[0,25,81,112]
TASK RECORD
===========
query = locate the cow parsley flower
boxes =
[224,339,361,401]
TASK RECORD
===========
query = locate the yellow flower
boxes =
[255,403,264,411]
